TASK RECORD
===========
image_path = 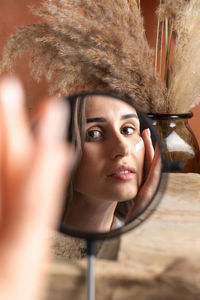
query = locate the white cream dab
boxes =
[134,137,144,152]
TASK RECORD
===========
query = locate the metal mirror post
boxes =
[59,93,166,300]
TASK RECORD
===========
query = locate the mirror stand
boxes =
[59,92,166,300]
[87,240,96,300]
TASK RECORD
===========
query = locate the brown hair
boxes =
[63,95,87,219]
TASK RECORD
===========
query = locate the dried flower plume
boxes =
[157,0,189,22]
[156,0,200,113]
[3,0,199,114]
[167,0,200,112]
[0,0,166,113]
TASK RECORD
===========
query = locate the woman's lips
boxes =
[107,165,136,181]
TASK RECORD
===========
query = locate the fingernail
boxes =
[39,98,70,141]
[0,77,24,111]
[147,128,151,137]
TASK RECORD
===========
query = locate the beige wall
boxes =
[0,0,199,145]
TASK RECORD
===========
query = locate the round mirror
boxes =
[59,93,166,240]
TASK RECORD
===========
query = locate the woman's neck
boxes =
[65,192,117,232]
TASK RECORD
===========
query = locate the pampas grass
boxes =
[167,0,200,113]
[156,0,189,21]
[156,0,200,113]
[2,0,200,114]
[0,0,166,113]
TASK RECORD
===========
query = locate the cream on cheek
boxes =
[133,137,145,185]
[134,137,144,152]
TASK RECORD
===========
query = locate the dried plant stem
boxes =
[155,0,163,74]
[164,18,168,70]
[154,16,160,73]
[155,9,174,89]
[159,21,164,76]
[164,19,174,88]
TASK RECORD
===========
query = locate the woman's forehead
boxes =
[85,95,138,118]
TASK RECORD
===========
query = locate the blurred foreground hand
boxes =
[0,77,73,300]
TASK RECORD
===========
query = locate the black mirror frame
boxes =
[59,92,168,240]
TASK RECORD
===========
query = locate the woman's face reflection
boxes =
[74,95,145,204]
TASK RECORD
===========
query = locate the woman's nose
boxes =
[110,134,130,159]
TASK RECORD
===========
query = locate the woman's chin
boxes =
[101,189,138,203]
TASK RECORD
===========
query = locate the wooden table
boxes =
[45,173,200,300]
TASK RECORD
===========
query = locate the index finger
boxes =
[142,128,154,175]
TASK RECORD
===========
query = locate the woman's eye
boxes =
[86,129,103,141]
[121,126,135,135]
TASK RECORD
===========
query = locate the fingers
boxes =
[0,77,33,190]
[0,77,34,230]
[0,79,73,300]
[126,136,162,221]
[2,96,72,236]
[26,99,73,228]
[138,143,161,205]
[7,100,73,300]
[0,75,73,240]
[148,144,162,184]
[142,128,154,175]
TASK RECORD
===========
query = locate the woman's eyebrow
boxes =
[87,117,106,123]
[120,114,138,120]
[86,114,138,123]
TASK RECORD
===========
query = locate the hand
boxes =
[0,77,73,300]
[126,128,161,220]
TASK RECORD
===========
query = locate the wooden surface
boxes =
[119,173,200,278]
[46,173,200,299]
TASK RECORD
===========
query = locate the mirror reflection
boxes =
[61,94,162,234]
